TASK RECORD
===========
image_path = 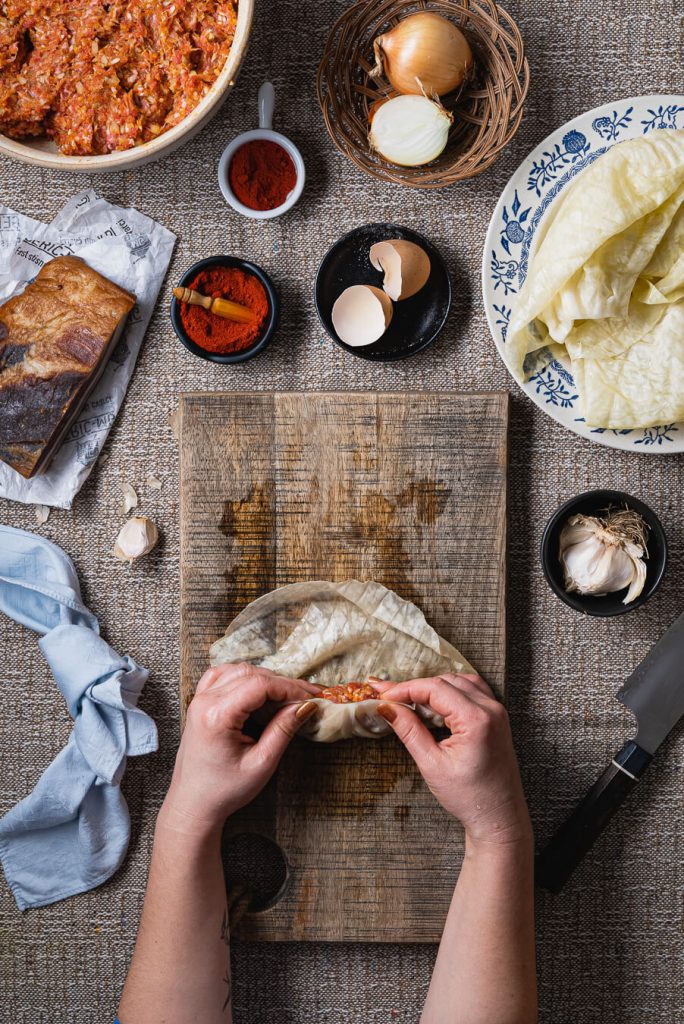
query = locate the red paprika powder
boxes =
[229,139,297,211]
[179,266,269,355]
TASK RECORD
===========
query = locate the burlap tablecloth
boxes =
[1,1,683,1021]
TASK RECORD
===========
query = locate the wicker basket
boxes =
[316,0,529,189]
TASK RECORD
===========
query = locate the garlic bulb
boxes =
[371,13,474,98]
[559,510,648,605]
[369,94,452,167]
[113,516,159,564]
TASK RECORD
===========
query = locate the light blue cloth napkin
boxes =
[0,525,158,910]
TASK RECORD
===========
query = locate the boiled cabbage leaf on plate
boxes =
[505,129,684,429]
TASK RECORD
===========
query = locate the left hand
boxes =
[159,663,320,838]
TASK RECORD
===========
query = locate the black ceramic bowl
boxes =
[170,255,280,364]
[315,223,451,362]
[540,490,667,617]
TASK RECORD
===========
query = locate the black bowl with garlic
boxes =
[540,490,667,617]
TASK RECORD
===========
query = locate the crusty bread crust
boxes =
[0,255,136,478]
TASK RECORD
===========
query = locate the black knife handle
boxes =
[535,740,652,893]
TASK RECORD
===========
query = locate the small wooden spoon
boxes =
[174,286,255,324]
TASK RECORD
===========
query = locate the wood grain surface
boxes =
[179,391,508,942]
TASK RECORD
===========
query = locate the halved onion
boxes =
[369,94,452,167]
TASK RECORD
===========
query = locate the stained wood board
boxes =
[180,391,508,943]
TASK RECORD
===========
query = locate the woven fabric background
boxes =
[1,1,683,1021]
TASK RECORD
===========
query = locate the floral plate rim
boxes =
[481,93,684,453]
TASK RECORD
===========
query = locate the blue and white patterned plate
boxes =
[482,95,684,453]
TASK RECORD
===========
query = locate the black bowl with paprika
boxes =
[170,256,279,364]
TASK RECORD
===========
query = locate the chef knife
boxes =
[536,610,684,892]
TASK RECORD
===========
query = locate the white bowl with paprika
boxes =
[218,82,305,219]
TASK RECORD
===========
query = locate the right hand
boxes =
[375,674,532,849]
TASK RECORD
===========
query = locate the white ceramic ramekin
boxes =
[218,82,305,220]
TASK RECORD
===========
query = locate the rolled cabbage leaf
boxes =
[209,580,474,742]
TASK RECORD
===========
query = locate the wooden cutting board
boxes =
[179,391,508,942]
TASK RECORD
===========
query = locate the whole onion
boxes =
[371,12,474,98]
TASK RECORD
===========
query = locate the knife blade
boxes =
[617,611,684,754]
[536,610,684,893]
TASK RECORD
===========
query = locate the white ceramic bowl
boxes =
[217,82,305,219]
[0,0,254,172]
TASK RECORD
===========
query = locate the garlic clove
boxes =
[623,542,647,604]
[331,285,393,347]
[113,516,159,564]
[369,94,452,167]
[413,702,445,728]
[369,239,431,301]
[354,703,392,735]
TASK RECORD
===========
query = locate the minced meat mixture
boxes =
[0,1,238,155]
[316,682,379,704]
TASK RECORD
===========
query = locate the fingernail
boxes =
[295,700,318,722]
[376,702,397,722]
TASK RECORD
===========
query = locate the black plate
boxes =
[540,489,668,617]
[314,223,451,362]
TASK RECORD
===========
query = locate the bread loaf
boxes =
[0,256,136,478]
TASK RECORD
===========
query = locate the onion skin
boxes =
[371,12,474,98]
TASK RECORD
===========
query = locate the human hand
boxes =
[375,674,532,850]
[159,664,320,838]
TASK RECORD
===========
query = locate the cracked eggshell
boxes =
[331,284,393,347]
[370,239,431,301]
